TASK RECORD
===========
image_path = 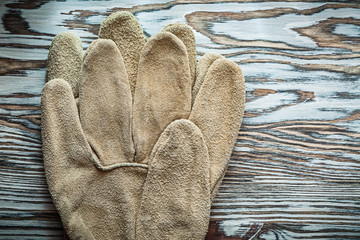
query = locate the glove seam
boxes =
[92,153,148,170]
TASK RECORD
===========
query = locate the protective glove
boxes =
[43,11,245,239]
[99,12,242,201]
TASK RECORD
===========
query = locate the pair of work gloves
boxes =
[42,11,245,240]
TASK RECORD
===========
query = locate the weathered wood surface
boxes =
[1,0,359,239]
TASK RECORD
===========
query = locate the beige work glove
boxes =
[98,11,243,201]
[43,11,245,240]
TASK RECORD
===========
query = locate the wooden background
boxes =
[1,0,360,239]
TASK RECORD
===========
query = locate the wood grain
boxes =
[1,0,359,239]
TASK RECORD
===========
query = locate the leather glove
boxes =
[99,12,244,202]
[43,11,245,240]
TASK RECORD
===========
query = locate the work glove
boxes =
[98,11,243,201]
[42,11,245,240]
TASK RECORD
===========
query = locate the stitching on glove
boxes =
[92,153,148,171]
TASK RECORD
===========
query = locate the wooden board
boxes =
[1,0,359,239]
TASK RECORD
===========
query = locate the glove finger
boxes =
[46,32,83,98]
[189,58,245,201]
[99,11,146,97]
[136,119,210,240]
[162,23,196,86]
[192,53,224,106]
[133,32,191,163]
[80,39,134,166]
[41,79,93,190]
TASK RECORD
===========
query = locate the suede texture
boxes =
[45,31,83,97]
[42,11,245,240]
[98,11,146,97]
[162,23,197,84]
[42,41,147,240]
[80,39,134,166]
[136,120,210,240]
[190,58,245,201]
[133,32,191,164]
[192,53,224,106]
